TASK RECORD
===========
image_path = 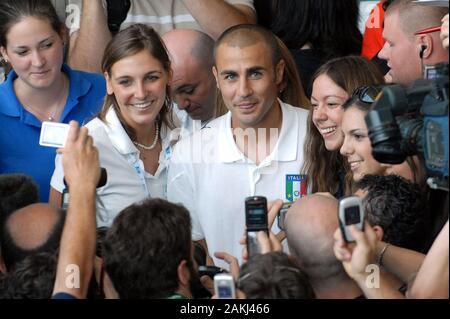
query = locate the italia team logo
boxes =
[286,175,307,202]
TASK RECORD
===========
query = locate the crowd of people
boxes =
[0,0,448,300]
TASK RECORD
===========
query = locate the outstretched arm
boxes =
[68,0,111,73]
[182,0,256,39]
[407,221,449,299]
[52,121,100,298]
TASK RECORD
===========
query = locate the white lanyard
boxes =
[131,157,151,197]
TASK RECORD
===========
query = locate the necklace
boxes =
[22,74,68,122]
[133,123,160,150]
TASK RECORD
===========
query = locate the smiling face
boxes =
[378,11,422,86]
[311,74,348,151]
[213,41,284,129]
[340,106,385,181]
[105,49,170,132]
[0,16,64,90]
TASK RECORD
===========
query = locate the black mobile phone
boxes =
[245,196,268,258]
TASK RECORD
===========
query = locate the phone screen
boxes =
[218,285,233,298]
[246,207,267,228]
[344,206,361,225]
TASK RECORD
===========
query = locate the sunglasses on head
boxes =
[351,85,382,104]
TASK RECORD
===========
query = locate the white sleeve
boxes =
[50,153,66,193]
[167,145,204,241]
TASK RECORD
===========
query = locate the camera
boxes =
[277,202,293,231]
[214,273,236,299]
[338,196,365,243]
[365,62,449,191]
[245,196,268,258]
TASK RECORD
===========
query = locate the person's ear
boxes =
[212,66,220,89]
[372,225,385,241]
[417,35,433,59]
[104,72,114,95]
[177,259,190,287]
[275,59,286,86]
[0,47,9,63]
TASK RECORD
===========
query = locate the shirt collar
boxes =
[217,99,300,163]
[104,106,174,156]
[104,107,137,155]
[0,64,96,124]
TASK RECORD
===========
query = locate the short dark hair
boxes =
[0,0,62,48]
[214,24,281,67]
[0,251,57,299]
[357,174,426,251]
[1,207,65,270]
[238,252,315,299]
[102,198,192,299]
[0,174,39,220]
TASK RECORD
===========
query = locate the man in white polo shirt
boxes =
[167,24,309,268]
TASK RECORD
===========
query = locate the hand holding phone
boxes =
[338,196,365,243]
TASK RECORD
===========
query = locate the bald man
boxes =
[163,29,217,134]
[285,194,364,299]
[378,0,448,86]
[1,203,65,271]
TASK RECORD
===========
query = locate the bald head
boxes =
[163,29,214,69]
[1,203,65,270]
[285,194,342,280]
[162,29,216,121]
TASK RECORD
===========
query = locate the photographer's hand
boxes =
[57,121,100,191]
[441,14,449,50]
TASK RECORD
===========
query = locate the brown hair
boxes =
[98,24,174,140]
[0,0,63,48]
[301,56,384,194]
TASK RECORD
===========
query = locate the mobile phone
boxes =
[214,273,236,299]
[39,121,70,148]
[198,265,227,279]
[277,202,293,231]
[338,196,365,242]
[245,196,268,258]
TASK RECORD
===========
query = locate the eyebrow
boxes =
[311,95,346,101]
[219,66,266,76]
[349,128,366,134]
[114,70,162,80]
[13,36,55,49]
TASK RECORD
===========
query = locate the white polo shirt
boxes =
[167,100,309,267]
[51,107,175,227]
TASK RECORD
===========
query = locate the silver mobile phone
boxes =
[214,273,236,299]
[338,196,365,242]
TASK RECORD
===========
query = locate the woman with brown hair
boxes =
[301,56,385,197]
[50,24,176,227]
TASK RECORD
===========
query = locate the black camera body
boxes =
[365,62,449,191]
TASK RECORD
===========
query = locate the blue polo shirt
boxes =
[0,64,105,202]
